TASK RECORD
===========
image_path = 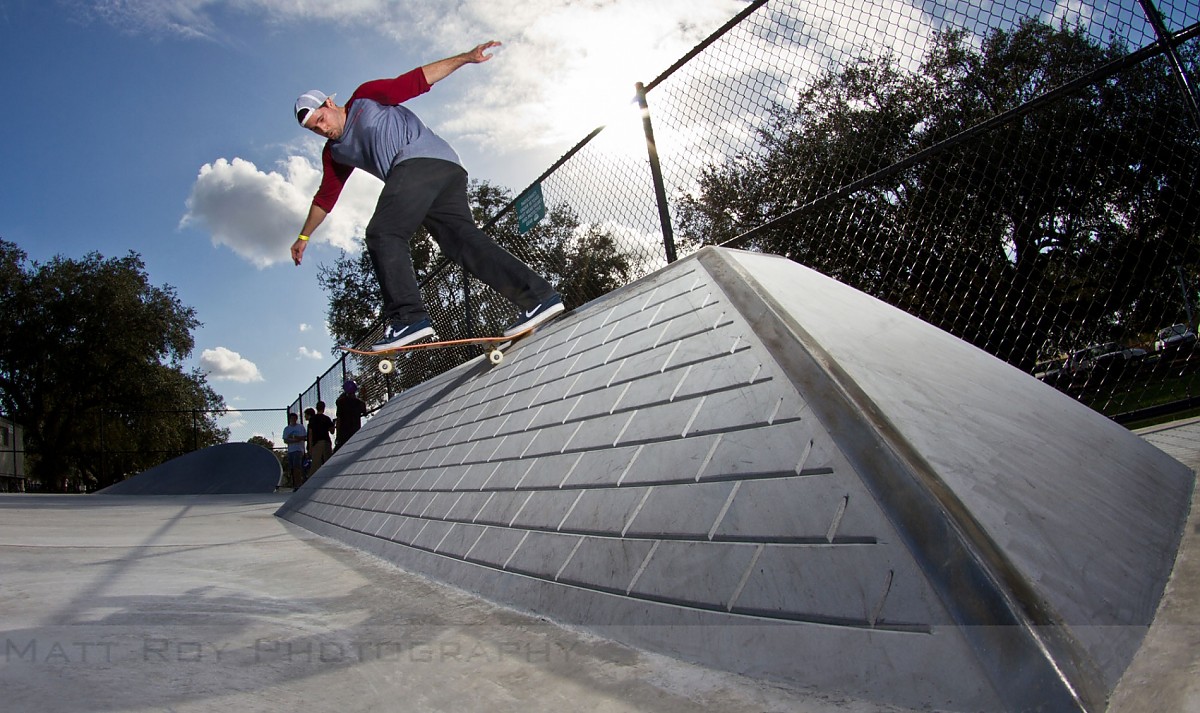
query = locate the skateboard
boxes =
[338,325,536,374]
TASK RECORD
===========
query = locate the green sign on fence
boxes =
[516,183,546,234]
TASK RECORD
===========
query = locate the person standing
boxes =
[306,402,335,475]
[335,380,367,451]
[289,40,563,352]
[281,412,307,489]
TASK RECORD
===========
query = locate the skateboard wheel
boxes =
[488,349,504,365]
[378,359,394,374]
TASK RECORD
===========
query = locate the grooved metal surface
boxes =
[278,247,1194,711]
[282,260,941,630]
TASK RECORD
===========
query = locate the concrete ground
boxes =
[1,419,1198,712]
[0,497,908,713]
[1108,418,1200,713]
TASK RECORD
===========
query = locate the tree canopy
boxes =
[0,240,226,490]
[677,19,1200,370]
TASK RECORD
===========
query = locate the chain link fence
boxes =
[294,0,1200,426]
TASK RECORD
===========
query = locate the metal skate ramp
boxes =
[98,442,281,495]
[277,246,1193,711]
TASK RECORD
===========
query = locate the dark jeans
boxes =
[365,158,555,325]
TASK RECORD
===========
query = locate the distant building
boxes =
[0,416,27,492]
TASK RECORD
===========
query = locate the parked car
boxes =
[1064,342,1147,374]
[1033,356,1069,385]
[1154,323,1197,353]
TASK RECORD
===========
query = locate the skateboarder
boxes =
[289,40,563,352]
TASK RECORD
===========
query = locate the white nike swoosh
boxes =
[524,308,539,318]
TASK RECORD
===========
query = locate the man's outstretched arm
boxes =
[422,41,501,85]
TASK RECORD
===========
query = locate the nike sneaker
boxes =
[368,318,435,352]
[504,294,565,337]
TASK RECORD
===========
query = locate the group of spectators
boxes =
[281,379,367,489]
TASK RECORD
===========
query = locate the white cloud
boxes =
[200,347,264,382]
[179,150,380,268]
[69,0,392,41]
[299,323,312,332]
[297,346,324,360]
[424,0,750,149]
[84,0,747,150]
[217,408,247,430]
[68,0,219,40]
[1048,0,1094,29]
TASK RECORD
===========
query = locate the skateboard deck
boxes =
[338,325,536,373]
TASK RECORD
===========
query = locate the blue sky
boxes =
[1,0,746,427]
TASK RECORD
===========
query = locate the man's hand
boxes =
[291,238,308,266]
[424,41,502,84]
[293,206,327,265]
[467,40,501,63]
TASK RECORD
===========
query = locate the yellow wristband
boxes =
[297,234,310,242]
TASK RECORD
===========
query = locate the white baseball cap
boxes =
[294,90,336,127]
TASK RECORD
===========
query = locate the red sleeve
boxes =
[312,143,353,213]
[348,67,431,106]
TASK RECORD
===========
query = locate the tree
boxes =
[317,179,633,348]
[248,434,286,471]
[315,181,494,349]
[528,210,634,310]
[317,247,379,349]
[677,19,1199,371]
[248,435,276,450]
[0,240,227,491]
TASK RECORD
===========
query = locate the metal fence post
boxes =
[99,410,107,487]
[1136,0,1200,130]
[636,81,678,264]
[1176,266,1198,331]
[464,266,476,337]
